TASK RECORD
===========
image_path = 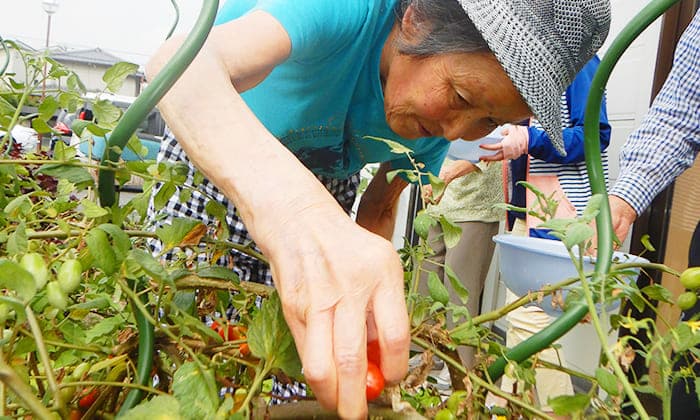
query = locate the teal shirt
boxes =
[215,0,449,180]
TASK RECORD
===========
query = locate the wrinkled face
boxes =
[382,50,532,141]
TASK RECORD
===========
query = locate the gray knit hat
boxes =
[458,0,611,154]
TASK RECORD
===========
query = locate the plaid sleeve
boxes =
[610,11,700,215]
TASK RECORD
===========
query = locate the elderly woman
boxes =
[146,0,610,417]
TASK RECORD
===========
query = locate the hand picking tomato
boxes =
[365,361,385,401]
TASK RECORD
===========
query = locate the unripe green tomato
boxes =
[434,408,457,420]
[445,390,468,412]
[72,362,90,380]
[677,291,698,311]
[57,259,82,294]
[20,253,49,290]
[46,282,68,310]
[680,267,700,291]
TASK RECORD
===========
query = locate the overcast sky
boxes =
[1,0,211,66]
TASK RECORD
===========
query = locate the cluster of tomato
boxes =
[677,267,700,311]
[20,253,82,310]
[210,321,250,356]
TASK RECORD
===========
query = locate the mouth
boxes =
[418,122,433,138]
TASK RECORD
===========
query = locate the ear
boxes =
[400,4,421,40]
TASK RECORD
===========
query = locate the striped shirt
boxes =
[530,95,610,215]
[610,11,700,215]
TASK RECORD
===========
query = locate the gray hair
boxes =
[395,0,490,56]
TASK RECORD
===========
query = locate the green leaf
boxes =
[641,284,673,303]
[195,266,239,282]
[154,181,177,209]
[0,95,16,115]
[84,316,124,343]
[439,215,462,249]
[102,62,139,94]
[93,99,121,125]
[538,218,575,233]
[413,211,436,240]
[38,95,59,122]
[547,393,590,415]
[595,367,620,396]
[7,222,28,255]
[80,199,109,219]
[640,234,656,252]
[37,164,94,188]
[127,249,171,285]
[0,260,36,303]
[120,395,182,420]
[172,362,219,420]
[126,134,148,158]
[4,195,32,220]
[445,265,469,305]
[582,194,603,220]
[427,272,450,305]
[427,172,445,201]
[66,73,86,94]
[156,217,204,252]
[248,292,302,379]
[97,224,132,262]
[85,228,117,275]
[363,135,413,154]
[562,222,594,250]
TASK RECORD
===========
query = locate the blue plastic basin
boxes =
[493,233,648,315]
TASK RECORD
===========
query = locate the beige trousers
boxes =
[421,220,499,368]
[499,220,575,409]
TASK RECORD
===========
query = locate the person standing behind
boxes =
[481,56,612,411]
[422,156,504,369]
[608,11,700,419]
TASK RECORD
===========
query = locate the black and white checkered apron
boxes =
[147,129,361,402]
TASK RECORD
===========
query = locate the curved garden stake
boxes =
[486,0,682,392]
[95,0,219,414]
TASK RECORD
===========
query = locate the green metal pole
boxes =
[487,0,683,382]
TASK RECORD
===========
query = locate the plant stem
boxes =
[0,357,54,420]
[576,264,649,419]
[468,372,554,420]
[238,358,273,416]
[462,275,583,330]
[412,336,465,374]
[25,307,64,415]
[59,380,167,396]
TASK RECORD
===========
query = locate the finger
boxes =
[333,301,367,419]
[370,273,410,384]
[479,151,505,162]
[479,142,503,151]
[302,309,338,410]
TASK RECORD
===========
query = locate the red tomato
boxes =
[78,388,99,409]
[365,362,385,401]
[69,409,82,420]
[367,340,381,367]
[210,322,242,341]
[239,343,250,357]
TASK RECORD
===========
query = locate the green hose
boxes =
[486,0,683,382]
[98,0,219,208]
[94,0,219,414]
